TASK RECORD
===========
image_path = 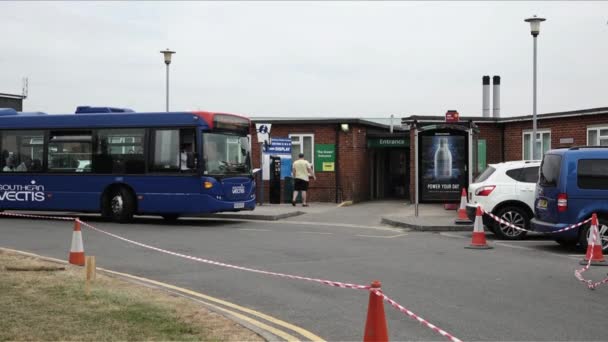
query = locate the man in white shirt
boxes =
[291,153,316,207]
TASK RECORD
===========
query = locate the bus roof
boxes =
[0,108,249,130]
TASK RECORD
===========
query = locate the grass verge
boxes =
[0,250,263,341]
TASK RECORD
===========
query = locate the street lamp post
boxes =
[524,15,546,160]
[160,49,176,112]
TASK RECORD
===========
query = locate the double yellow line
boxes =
[2,248,325,342]
[101,269,325,341]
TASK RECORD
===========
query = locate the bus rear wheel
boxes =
[105,187,135,223]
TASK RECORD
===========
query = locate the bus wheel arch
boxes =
[101,184,137,223]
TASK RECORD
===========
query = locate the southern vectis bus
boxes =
[0,106,256,222]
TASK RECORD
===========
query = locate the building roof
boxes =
[401,107,608,125]
[0,92,26,100]
[250,116,408,131]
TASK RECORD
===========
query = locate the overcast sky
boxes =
[1,1,606,118]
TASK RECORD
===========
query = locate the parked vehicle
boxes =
[466,160,540,240]
[531,147,608,250]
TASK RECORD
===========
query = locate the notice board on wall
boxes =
[314,144,335,172]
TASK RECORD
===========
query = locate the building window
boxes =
[289,134,314,167]
[522,130,550,160]
[587,126,608,146]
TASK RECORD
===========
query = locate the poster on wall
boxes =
[262,138,292,180]
[419,132,467,202]
[314,144,335,172]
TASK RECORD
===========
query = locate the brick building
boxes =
[403,107,608,203]
[251,107,608,204]
[250,118,408,203]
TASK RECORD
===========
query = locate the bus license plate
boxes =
[538,199,547,209]
[234,202,245,209]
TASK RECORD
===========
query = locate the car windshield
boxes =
[202,133,251,175]
[474,166,495,183]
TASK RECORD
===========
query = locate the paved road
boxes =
[2,213,608,341]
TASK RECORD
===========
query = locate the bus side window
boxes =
[1,131,44,173]
[48,131,92,173]
[96,128,145,174]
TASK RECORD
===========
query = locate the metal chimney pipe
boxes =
[492,76,501,118]
[482,76,490,117]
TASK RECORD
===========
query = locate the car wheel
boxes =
[493,206,529,240]
[578,218,608,252]
[106,187,135,223]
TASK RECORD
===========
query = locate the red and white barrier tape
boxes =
[0,211,74,221]
[483,210,591,235]
[574,232,608,290]
[480,209,608,290]
[371,289,462,342]
[78,220,370,290]
[1,211,462,341]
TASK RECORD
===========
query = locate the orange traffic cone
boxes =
[580,213,607,266]
[68,219,85,266]
[363,281,389,342]
[465,206,493,249]
[455,188,472,224]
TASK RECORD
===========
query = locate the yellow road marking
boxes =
[1,248,325,342]
[100,268,325,342]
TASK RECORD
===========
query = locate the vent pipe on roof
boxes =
[482,76,490,117]
[493,76,501,118]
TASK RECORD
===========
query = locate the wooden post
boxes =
[85,256,95,296]
[90,256,96,281]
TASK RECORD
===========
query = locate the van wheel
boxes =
[105,187,135,223]
[578,218,608,252]
[493,206,529,240]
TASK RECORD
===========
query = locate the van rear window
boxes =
[539,154,561,187]
[578,159,608,189]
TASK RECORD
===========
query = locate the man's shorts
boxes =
[294,178,309,191]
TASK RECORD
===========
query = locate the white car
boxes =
[465,160,540,240]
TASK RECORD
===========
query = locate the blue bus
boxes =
[0,106,256,222]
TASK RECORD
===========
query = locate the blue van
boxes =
[531,147,608,251]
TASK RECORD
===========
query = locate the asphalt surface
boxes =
[2,211,608,341]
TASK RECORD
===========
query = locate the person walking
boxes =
[292,153,315,207]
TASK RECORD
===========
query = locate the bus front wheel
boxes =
[105,187,135,223]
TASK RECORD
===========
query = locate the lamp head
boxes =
[524,15,546,37]
[160,49,176,65]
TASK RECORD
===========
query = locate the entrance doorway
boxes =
[370,148,408,199]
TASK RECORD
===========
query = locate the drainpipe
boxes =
[501,123,505,162]
[335,125,340,203]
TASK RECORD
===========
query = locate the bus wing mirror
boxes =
[252,168,261,175]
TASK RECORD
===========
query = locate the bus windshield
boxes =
[203,133,251,175]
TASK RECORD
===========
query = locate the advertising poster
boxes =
[419,133,467,202]
[263,138,292,180]
[314,144,336,172]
